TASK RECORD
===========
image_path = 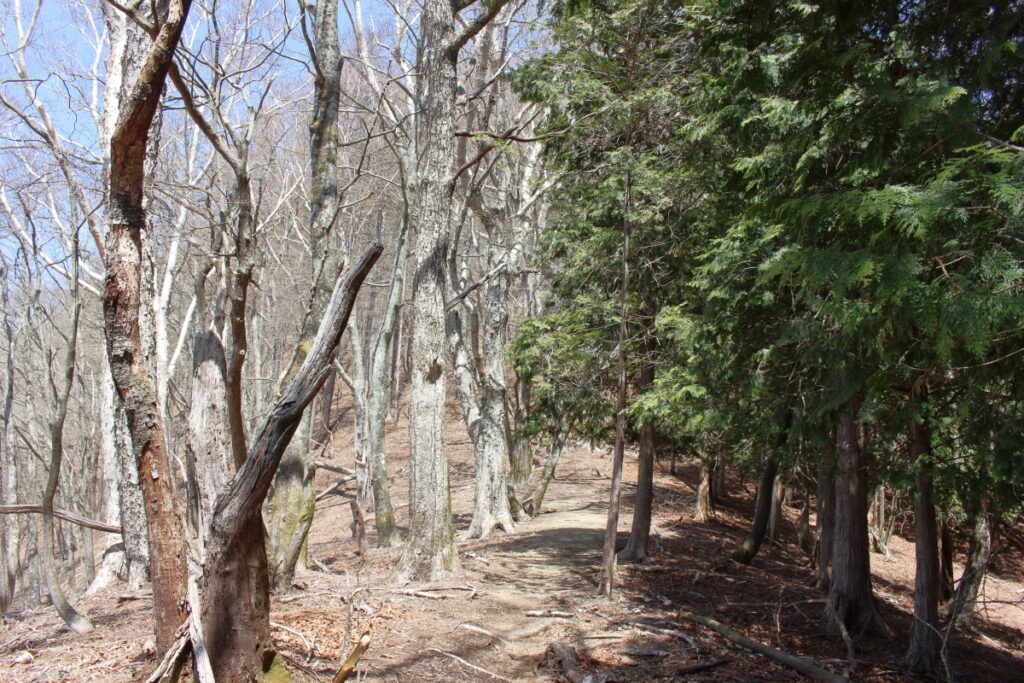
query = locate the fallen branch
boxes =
[333,630,371,683]
[676,658,730,675]
[313,460,355,476]
[0,505,122,534]
[679,611,847,683]
[545,642,583,683]
[629,621,698,650]
[526,609,574,618]
[457,622,509,644]
[315,476,355,501]
[117,593,152,602]
[272,620,315,662]
[428,647,514,682]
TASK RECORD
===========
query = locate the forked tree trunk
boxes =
[953,495,992,630]
[693,459,714,523]
[103,0,193,651]
[904,396,940,674]
[198,244,380,679]
[828,393,891,637]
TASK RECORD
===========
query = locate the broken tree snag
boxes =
[545,641,584,683]
[333,630,371,683]
[679,611,847,683]
[349,499,367,555]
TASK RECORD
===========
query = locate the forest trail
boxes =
[0,421,1022,682]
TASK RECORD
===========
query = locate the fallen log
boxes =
[545,641,584,683]
[679,611,847,683]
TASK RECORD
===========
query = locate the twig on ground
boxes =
[271,621,315,662]
[456,622,509,644]
[525,609,574,618]
[428,647,514,682]
[629,621,698,650]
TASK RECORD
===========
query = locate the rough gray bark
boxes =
[828,393,891,637]
[904,398,940,674]
[393,0,512,581]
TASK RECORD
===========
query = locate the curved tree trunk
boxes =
[953,495,992,630]
[731,457,778,564]
[828,392,891,637]
[525,421,565,517]
[904,395,940,674]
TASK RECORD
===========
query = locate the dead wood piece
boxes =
[0,504,122,534]
[315,477,355,501]
[508,618,572,641]
[546,641,584,683]
[333,630,371,683]
[629,622,698,650]
[612,648,669,657]
[349,500,367,555]
[526,609,574,618]
[428,647,514,682]
[144,623,192,683]
[457,622,509,644]
[676,658,730,675]
[271,621,315,662]
[679,611,847,683]
[313,460,355,476]
[117,593,152,602]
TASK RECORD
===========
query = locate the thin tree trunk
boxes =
[0,278,17,610]
[712,456,726,501]
[525,421,565,517]
[264,0,343,591]
[952,496,992,630]
[619,358,656,562]
[365,213,409,548]
[828,392,891,637]
[694,457,714,523]
[41,237,91,633]
[767,477,785,541]
[939,521,955,604]
[813,456,835,589]
[732,457,779,564]
[599,174,630,598]
[904,392,940,673]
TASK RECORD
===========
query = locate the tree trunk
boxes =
[365,213,409,548]
[813,457,835,589]
[939,521,955,604]
[618,419,654,562]
[0,282,17,610]
[693,459,714,523]
[103,0,193,651]
[264,0,343,591]
[828,393,890,637]
[731,456,779,564]
[525,422,565,517]
[199,244,380,679]
[767,477,785,541]
[953,496,991,630]
[391,0,466,584]
[599,174,631,598]
[904,396,940,674]
[712,456,726,501]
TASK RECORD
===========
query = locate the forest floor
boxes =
[0,400,1022,682]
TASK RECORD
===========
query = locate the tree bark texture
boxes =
[103,0,193,652]
[694,460,714,523]
[619,359,656,562]
[391,0,463,584]
[828,393,890,637]
[904,397,940,674]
